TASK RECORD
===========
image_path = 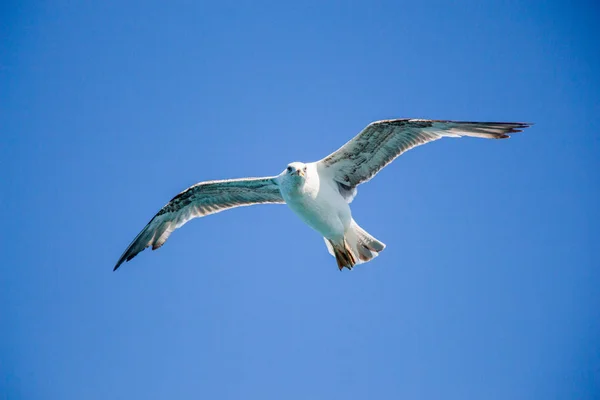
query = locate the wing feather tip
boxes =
[499,122,534,137]
[113,259,125,271]
[113,247,143,271]
[113,255,131,271]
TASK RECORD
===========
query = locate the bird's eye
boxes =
[287,166,293,172]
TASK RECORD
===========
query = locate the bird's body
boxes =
[277,162,376,269]
[278,162,350,242]
[114,118,532,271]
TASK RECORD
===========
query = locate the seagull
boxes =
[114,119,531,271]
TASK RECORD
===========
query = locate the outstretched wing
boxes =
[318,119,532,188]
[114,176,284,270]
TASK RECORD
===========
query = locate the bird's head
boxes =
[284,162,307,180]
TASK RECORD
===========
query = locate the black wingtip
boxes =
[113,249,143,271]
[113,256,128,271]
[509,122,535,135]
[513,122,534,129]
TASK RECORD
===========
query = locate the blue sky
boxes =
[1,1,599,399]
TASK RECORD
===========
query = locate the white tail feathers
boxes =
[324,220,386,270]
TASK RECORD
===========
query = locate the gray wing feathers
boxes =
[114,177,284,270]
[319,119,531,187]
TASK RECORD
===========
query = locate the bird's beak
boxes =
[297,169,305,177]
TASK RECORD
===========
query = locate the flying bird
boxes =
[114,119,531,271]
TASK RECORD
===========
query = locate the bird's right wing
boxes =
[114,176,284,270]
[317,119,532,188]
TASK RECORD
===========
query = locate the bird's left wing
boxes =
[317,119,531,188]
[114,176,283,270]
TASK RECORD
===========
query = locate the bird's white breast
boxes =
[279,163,351,240]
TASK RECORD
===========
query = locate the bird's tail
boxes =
[324,220,386,270]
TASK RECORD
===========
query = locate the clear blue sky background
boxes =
[1,1,599,399]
